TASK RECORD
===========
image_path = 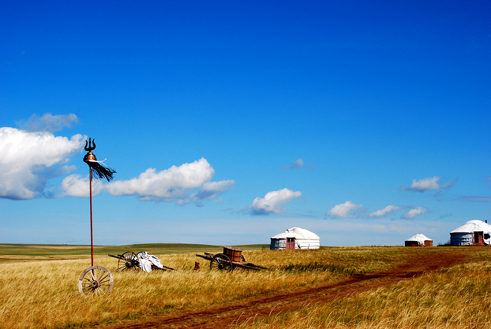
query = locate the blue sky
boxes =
[1,1,490,246]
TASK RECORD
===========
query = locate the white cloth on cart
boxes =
[137,251,164,272]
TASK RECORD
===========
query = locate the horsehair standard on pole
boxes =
[78,137,116,295]
[82,138,116,266]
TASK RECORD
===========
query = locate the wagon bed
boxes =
[196,247,268,271]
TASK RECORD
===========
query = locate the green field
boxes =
[0,243,270,263]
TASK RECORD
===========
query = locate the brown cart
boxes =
[108,252,175,272]
[196,246,268,271]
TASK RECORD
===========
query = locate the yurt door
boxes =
[286,237,296,250]
[474,231,484,245]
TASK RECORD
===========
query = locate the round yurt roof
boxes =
[451,220,491,234]
[406,234,432,245]
[271,227,319,240]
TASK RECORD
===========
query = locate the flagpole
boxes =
[78,137,115,296]
[89,167,94,267]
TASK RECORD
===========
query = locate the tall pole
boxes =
[79,138,116,296]
[89,168,94,267]
[83,137,115,268]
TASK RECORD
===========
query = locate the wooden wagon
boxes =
[108,251,175,272]
[196,246,268,271]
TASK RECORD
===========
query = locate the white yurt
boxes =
[450,220,491,246]
[270,227,320,250]
[405,234,433,247]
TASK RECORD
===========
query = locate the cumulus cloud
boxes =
[61,174,104,197]
[280,158,314,171]
[400,177,457,192]
[402,207,428,219]
[248,188,302,215]
[327,201,363,218]
[0,127,84,200]
[17,113,79,132]
[369,205,401,217]
[103,158,234,204]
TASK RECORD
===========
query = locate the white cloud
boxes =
[327,201,363,218]
[281,159,304,170]
[17,113,79,132]
[369,205,401,217]
[0,127,84,200]
[401,177,457,192]
[181,180,236,205]
[104,158,234,204]
[61,174,104,197]
[280,158,315,171]
[402,207,428,219]
[249,188,302,215]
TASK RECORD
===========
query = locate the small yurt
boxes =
[450,220,491,246]
[270,227,320,250]
[405,234,433,247]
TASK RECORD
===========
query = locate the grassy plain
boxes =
[239,253,491,329]
[0,243,268,264]
[0,243,269,264]
[0,245,490,328]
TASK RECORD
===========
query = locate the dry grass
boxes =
[238,249,491,329]
[0,246,488,328]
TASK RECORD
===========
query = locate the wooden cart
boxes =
[108,252,175,272]
[196,246,268,271]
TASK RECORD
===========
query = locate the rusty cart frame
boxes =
[196,246,268,271]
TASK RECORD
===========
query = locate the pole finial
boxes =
[83,137,116,182]
[84,138,96,152]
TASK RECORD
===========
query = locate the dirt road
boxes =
[101,249,468,329]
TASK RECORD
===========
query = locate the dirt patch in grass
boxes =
[99,248,469,329]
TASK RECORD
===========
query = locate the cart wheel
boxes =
[78,266,113,295]
[118,251,139,272]
[210,253,233,271]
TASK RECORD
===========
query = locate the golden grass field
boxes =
[0,245,490,328]
[237,257,491,328]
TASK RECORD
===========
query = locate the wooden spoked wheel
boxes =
[118,251,140,272]
[210,253,233,271]
[78,266,113,295]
